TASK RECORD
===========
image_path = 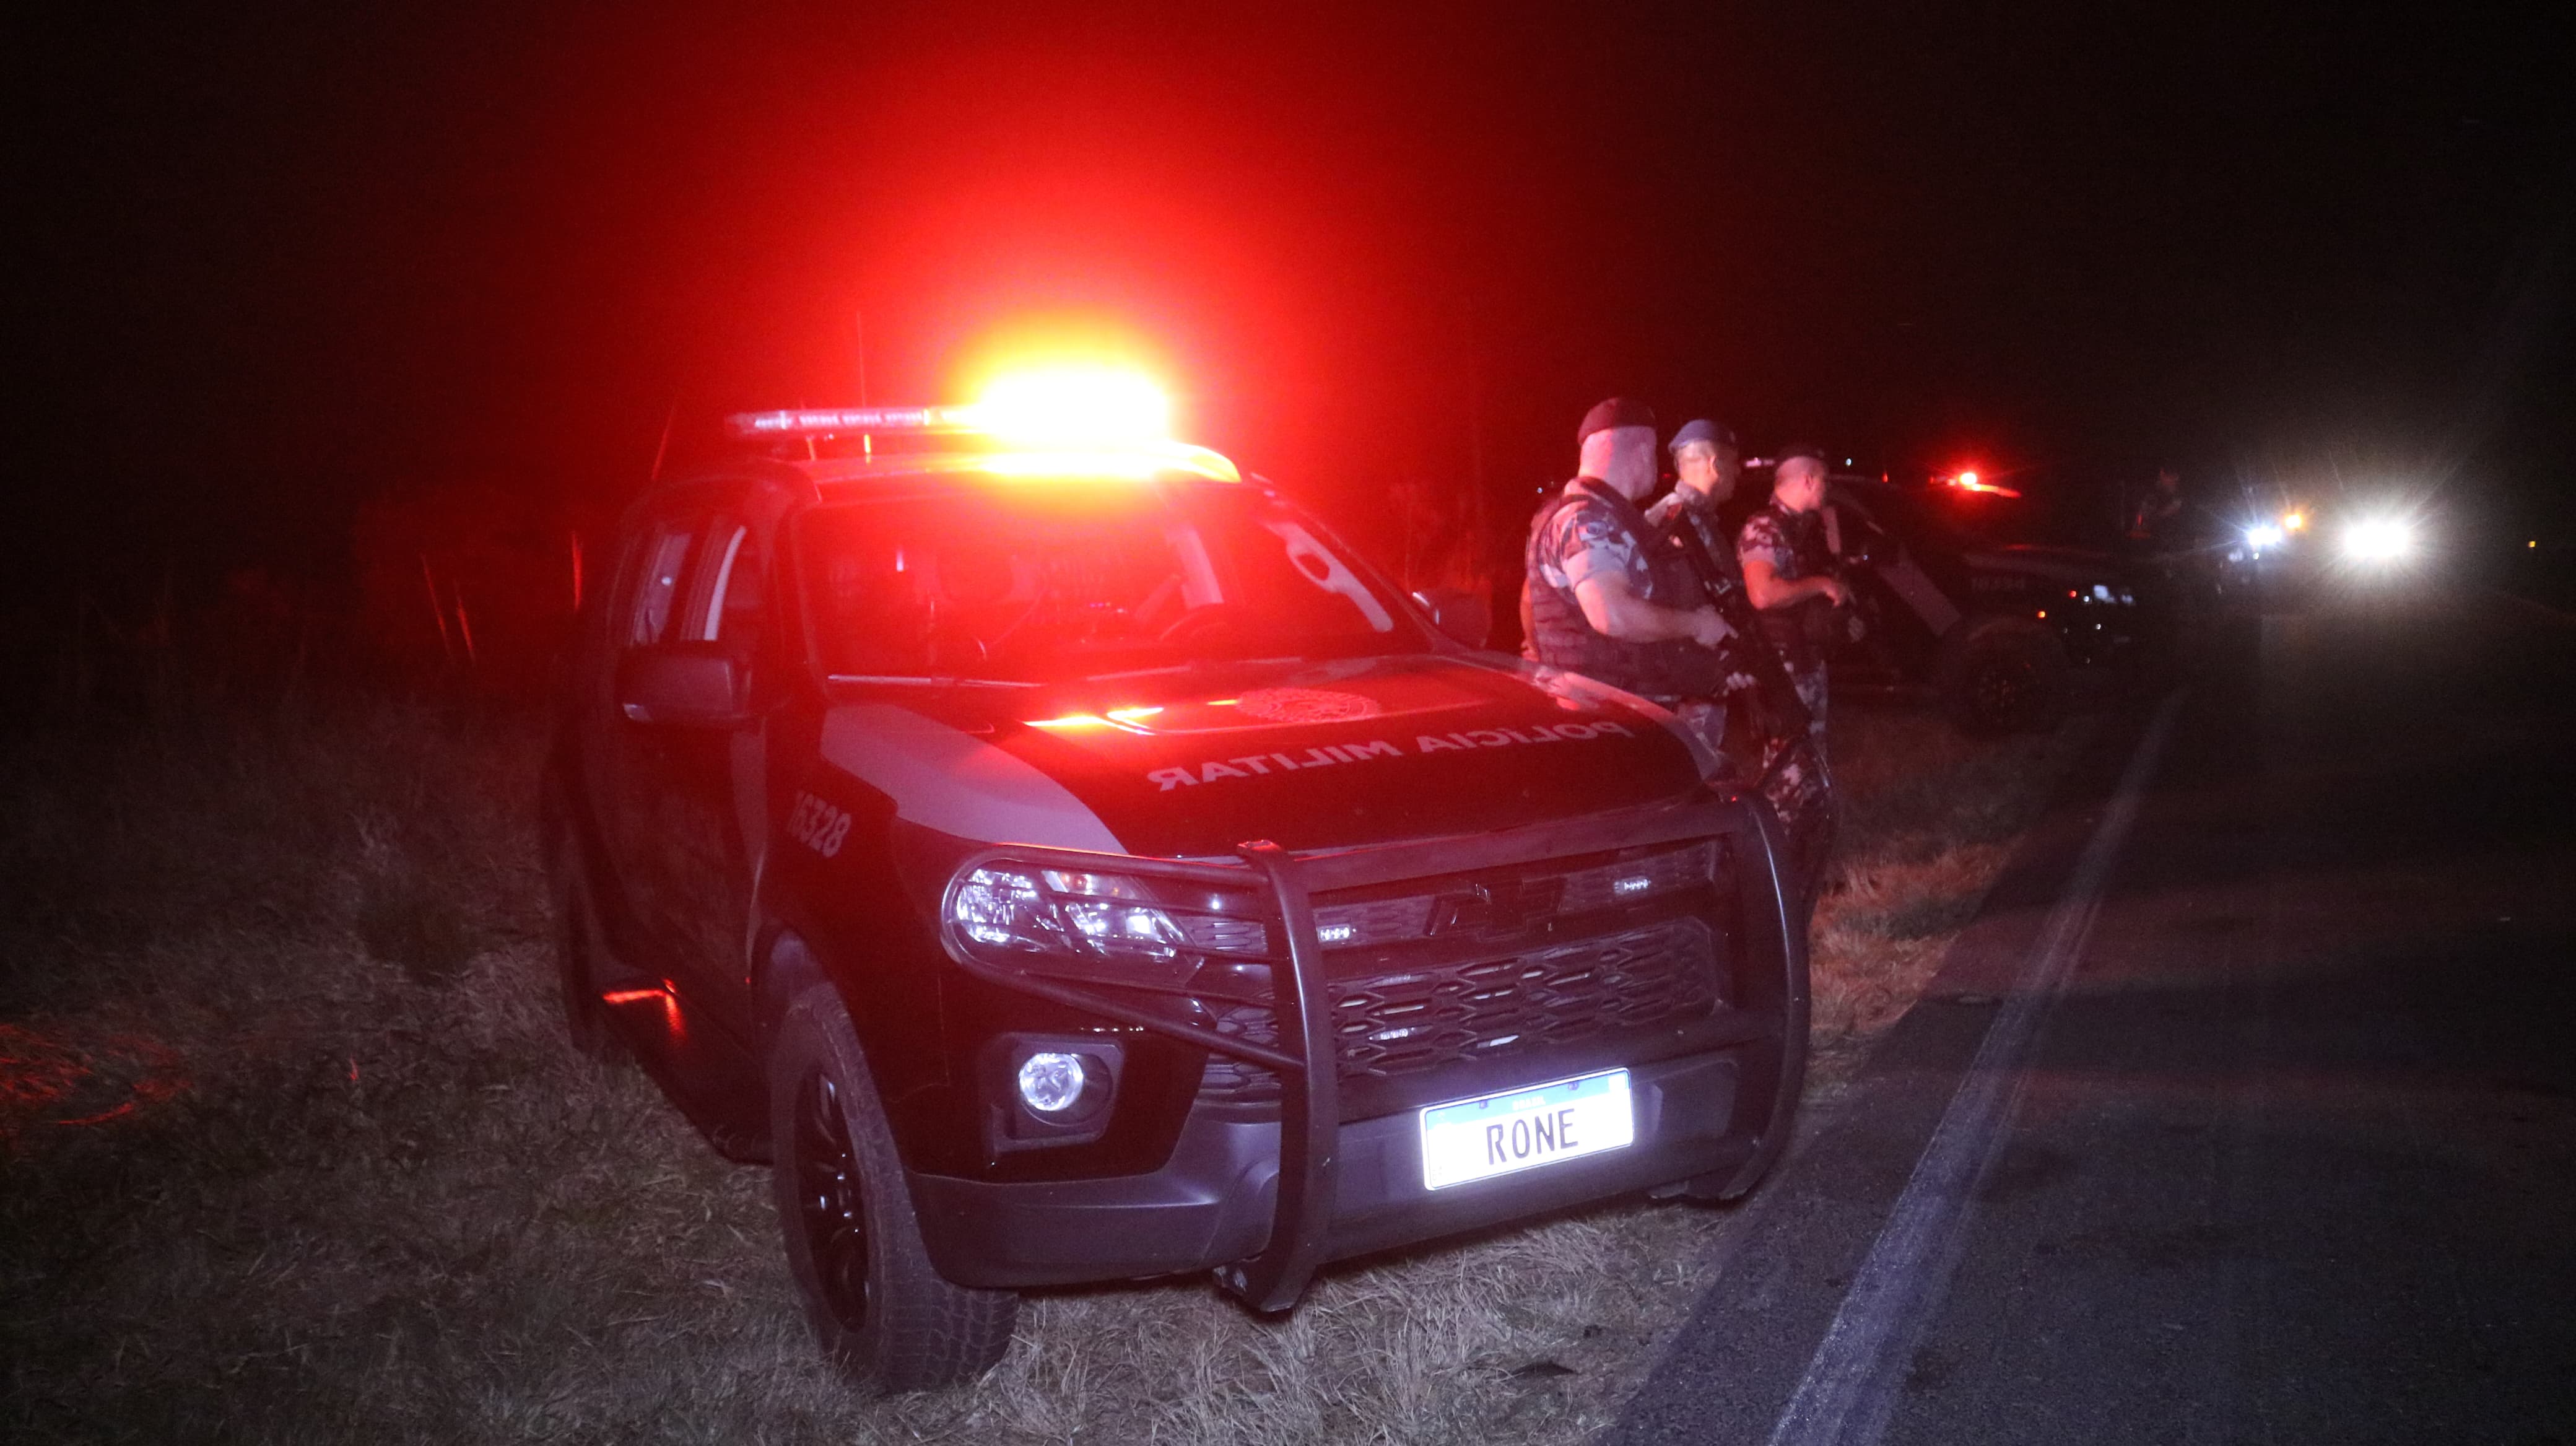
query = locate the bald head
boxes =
[1774,455,1829,513]
[1580,425,1660,500]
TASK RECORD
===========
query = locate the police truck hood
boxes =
[818,653,1709,858]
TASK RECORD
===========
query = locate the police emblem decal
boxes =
[1231,688,1382,724]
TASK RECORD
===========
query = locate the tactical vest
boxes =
[1522,479,1726,700]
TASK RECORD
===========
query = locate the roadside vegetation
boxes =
[1,693,2084,1445]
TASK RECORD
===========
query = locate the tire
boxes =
[768,986,1018,1392]
[1940,619,2072,736]
[547,834,626,1062]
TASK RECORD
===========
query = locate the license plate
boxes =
[1419,1068,1634,1190]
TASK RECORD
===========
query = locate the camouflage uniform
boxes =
[1530,487,1652,633]
[1521,479,1724,716]
[1738,503,1834,771]
[1644,490,1764,768]
[1733,502,1838,921]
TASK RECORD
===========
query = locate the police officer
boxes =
[1522,399,1733,741]
[1739,444,1849,781]
[1645,419,1761,752]
[1655,422,1834,922]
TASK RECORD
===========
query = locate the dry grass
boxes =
[0,696,2084,1445]
[1802,707,2094,1091]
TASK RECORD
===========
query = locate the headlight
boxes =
[2245,524,2284,551]
[2341,518,2416,562]
[945,863,1266,975]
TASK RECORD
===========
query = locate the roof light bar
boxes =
[728,371,1172,445]
[725,405,980,439]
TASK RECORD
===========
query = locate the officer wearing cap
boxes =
[1647,419,1743,533]
[1655,420,1834,923]
[1647,419,1763,749]
[1739,444,1851,782]
[1521,399,1734,716]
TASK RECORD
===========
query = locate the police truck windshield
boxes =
[798,482,1414,684]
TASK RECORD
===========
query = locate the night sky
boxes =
[13,1,2573,601]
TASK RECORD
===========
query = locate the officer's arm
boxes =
[1574,573,1728,645]
[1743,557,1848,611]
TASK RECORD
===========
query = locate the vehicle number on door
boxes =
[787,792,851,858]
[1419,1068,1634,1190]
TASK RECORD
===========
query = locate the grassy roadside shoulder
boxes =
[1,698,2086,1445]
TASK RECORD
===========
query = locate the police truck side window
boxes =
[630,525,696,645]
[703,524,764,649]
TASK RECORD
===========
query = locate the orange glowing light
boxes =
[1957,471,1979,487]
[1030,707,1162,734]
[1026,713,1111,730]
[599,988,664,1006]
[2284,511,2307,531]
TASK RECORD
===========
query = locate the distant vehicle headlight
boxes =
[2341,518,2416,562]
[2245,524,2285,551]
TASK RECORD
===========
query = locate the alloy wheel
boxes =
[794,1070,872,1330]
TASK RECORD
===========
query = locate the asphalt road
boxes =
[1614,588,2576,1445]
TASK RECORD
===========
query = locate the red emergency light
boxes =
[721,368,1238,483]
[1943,468,2022,498]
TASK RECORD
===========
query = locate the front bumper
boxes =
[927,791,1804,1309]
[913,1043,1759,1289]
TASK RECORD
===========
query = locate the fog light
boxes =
[1016,1052,1090,1114]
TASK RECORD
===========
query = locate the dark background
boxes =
[11,0,2572,611]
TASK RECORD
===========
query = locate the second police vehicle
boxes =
[1795,466,2165,733]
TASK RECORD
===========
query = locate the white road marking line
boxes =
[1767,690,2188,1446]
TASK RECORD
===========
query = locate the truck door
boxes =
[648,512,773,1035]
[609,503,775,1046]
[586,500,709,972]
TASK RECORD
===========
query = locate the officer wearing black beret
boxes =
[1520,400,1734,714]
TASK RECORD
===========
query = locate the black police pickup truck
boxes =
[1815,473,2162,733]
[542,401,1807,1390]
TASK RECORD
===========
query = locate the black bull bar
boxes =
[939,792,1804,1312]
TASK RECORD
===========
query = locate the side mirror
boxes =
[617,643,749,726]
[1412,586,1492,650]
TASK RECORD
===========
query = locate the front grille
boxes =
[1308,839,1714,951]
[1196,915,1719,1104]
